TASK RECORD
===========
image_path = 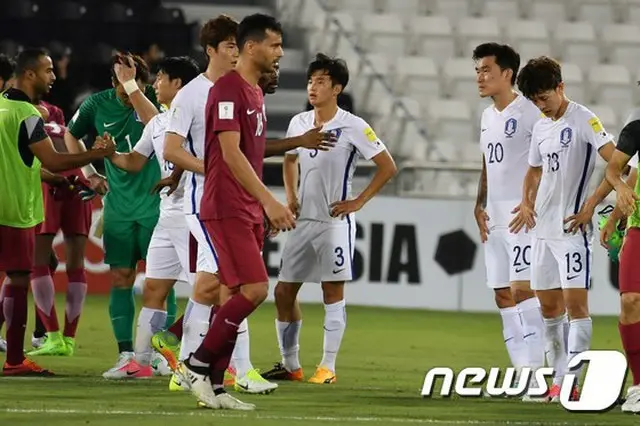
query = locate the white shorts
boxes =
[531,233,593,291]
[484,228,531,288]
[278,219,356,283]
[185,214,218,274]
[146,217,192,284]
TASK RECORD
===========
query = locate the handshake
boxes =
[93,132,117,156]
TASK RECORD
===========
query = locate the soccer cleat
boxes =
[3,358,54,376]
[103,357,153,380]
[169,373,188,391]
[31,334,46,349]
[308,366,336,384]
[27,333,71,356]
[0,337,6,352]
[151,330,180,372]
[621,385,640,413]
[63,336,76,356]
[261,362,304,381]
[547,384,580,402]
[151,352,172,376]
[196,392,256,411]
[180,361,219,409]
[234,368,279,395]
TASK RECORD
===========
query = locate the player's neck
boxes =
[313,103,339,125]
[491,90,517,112]
[552,98,570,121]
[234,58,261,86]
[204,61,229,84]
[12,82,36,103]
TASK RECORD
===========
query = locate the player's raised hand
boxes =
[509,202,536,234]
[616,184,640,217]
[114,54,136,84]
[264,198,296,231]
[152,176,179,196]
[330,198,364,219]
[564,203,595,234]
[299,125,337,151]
[474,206,490,243]
[93,132,117,156]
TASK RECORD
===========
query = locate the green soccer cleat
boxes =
[27,332,72,356]
[598,212,625,263]
[63,337,76,356]
[151,330,180,372]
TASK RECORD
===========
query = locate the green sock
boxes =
[109,287,135,353]
[165,287,177,329]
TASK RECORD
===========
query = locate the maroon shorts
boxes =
[204,217,267,288]
[0,225,35,272]
[37,178,92,236]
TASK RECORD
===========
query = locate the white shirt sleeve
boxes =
[165,90,193,139]
[581,111,612,150]
[133,119,155,158]
[350,118,386,161]
[629,154,639,170]
[528,125,543,167]
[285,115,302,156]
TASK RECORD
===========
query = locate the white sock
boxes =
[517,298,546,369]
[567,317,592,385]
[135,307,166,365]
[276,319,302,372]
[179,299,210,361]
[320,299,346,372]
[499,306,528,369]
[544,313,569,386]
[231,319,253,377]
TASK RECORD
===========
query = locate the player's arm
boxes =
[475,155,487,210]
[114,56,159,125]
[509,130,542,234]
[40,168,67,186]
[65,96,101,179]
[283,152,300,215]
[109,120,155,172]
[163,92,204,174]
[346,150,396,208]
[264,126,336,157]
[163,132,204,174]
[606,121,640,216]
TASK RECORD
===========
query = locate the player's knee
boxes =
[321,282,344,305]
[565,298,589,319]
[193,273,220,305]
[621,293,640,323]
[511,285,534,304]
[111,268,136,287]
[143,280,171,309]
[537,295,565,319]
[493,287,514,308]
[241,283,269,306]
[274,282,296,305]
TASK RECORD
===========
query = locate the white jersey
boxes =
[285,108,387,223]
[480,95,541,228]
[529,101,613,239]
[134,111,186,226]
[165,74,213,215]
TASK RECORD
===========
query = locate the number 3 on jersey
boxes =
[487,142,503,163]
[546,153,559,172]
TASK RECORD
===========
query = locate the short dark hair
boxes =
[306,53,349,92]
[15,47,49,76]
[157,56,200,87]
[110,53,151,84]
[472,43,520,86]
[517,56,563,100]
[237,13,283,52]
[200,15,239,53]
[0,54,15,81]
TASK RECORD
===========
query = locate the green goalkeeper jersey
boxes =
[68,87,161,220]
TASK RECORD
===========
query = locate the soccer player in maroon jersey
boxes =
[178,14,295,410]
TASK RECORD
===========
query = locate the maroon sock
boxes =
[193,293,256,383]
[64,269,87,338]
[620,321,640,386]
[31,265,59,332]
[168,314,184,339]
[4,284,28,365]
[0,276,8,330]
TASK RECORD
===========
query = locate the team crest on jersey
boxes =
[331,129,342,140]
[560,127,573,147]
[504,118,517,138]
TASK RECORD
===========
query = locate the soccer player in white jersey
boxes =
[262,53,397,384]
[105,57,200,379]
[510,56,620,402]
[471,43,546,399]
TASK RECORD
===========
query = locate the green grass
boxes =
[0,295,636,425]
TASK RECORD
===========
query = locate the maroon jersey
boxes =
[40,101,65,127]
[200,70,267,223]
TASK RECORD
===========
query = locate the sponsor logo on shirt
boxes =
[589,117,603,134]
[219,101,234,120]
[364,127,378,143]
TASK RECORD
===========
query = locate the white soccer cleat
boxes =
[621,385,640,413]
[151,352,172,376]
[180,361,219,409]
[102,352,135,379]
[215,392,256,410]
[0,337,6,352]
[522,395,548,403]
[234,369,278,395]
[31,334,46,349]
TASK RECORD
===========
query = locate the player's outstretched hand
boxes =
[474,206,490,243]
[265,198,296,231]
[114,54,136,84]
[152,177,179,196]
[93,132,117,157]
[330,198,364,219]
[600,217,618,249]
[88,174,108,195]
[509,202,536,234]
[299,125,337,151]
[616,184,640,217]
[68,175,98,201]
[564,203,595,234]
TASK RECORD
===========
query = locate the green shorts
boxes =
[103,215,159,269]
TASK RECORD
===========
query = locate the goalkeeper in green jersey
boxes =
[65,54,176,377]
